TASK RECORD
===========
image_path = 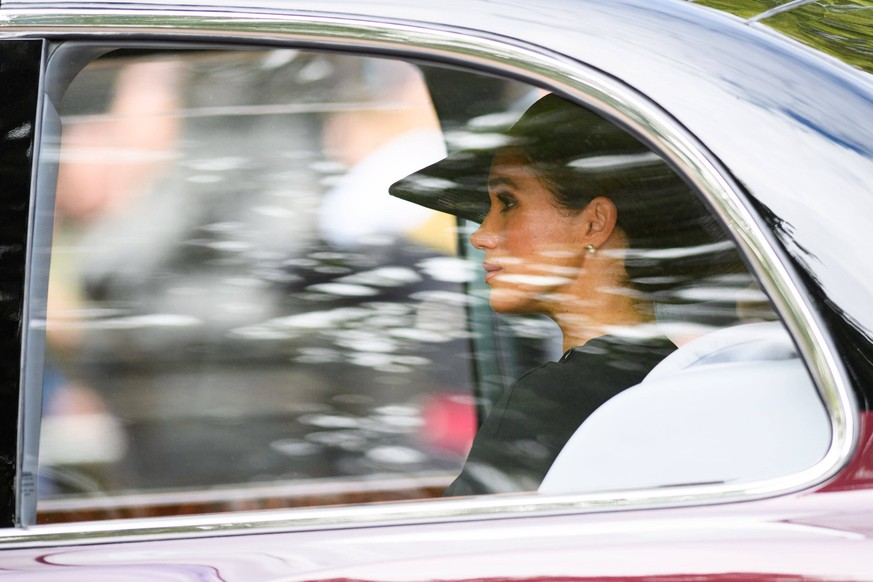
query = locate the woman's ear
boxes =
[581,196,618,247]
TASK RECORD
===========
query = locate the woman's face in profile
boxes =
[470,150,591,315]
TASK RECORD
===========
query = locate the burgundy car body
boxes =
[1,0,873,579]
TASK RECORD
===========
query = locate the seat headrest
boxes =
[645,321,796,382]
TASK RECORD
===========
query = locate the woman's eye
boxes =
[497,194,517,212]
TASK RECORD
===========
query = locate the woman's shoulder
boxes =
[565,333,676,362]
[507,333,676,401]
[552,333,676,389]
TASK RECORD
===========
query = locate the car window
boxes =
[26,45,830,524]
[33,48,483,523]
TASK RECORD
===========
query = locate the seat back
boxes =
[539,322,831,494]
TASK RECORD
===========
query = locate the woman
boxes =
[391,93,735,495]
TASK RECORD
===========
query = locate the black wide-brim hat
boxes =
[388,93,658,224]
[388,146,494,224]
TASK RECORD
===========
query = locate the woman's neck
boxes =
[553,295,651,352]
[550,251,652,352]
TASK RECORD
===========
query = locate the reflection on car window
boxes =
[38,50,483,522]
[33,46,828,524]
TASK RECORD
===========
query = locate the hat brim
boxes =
[388,147,493,224]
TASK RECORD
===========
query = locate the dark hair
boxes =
[507,94,740,299]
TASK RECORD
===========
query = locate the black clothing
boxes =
[444,334,676,496]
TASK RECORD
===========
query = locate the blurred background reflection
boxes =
[39,50,482,516]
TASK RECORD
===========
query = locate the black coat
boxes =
[445,334,677,495]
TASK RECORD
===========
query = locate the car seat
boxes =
[539,321,831,494]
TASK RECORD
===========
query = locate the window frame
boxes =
[0,7,856,543]
[0,38,45,530]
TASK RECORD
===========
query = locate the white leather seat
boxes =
[539,322,831,494]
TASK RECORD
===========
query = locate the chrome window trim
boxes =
[0,7,857,547]
[16,37,49,530]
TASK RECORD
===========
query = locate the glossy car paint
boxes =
[1,0,873,579]
[3,489,873,579]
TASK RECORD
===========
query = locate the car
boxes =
[1,0,873,578]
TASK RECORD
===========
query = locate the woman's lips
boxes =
[483,262,501,283]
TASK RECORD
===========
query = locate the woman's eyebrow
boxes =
[488,176,517,189]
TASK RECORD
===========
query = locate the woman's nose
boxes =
[470,218,498,250]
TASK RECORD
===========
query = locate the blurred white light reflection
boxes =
[366,446,427,465]
[307,282,379,296]
[417,257,474,283]
[274,307,370,329]
[48,313,201,330]
[389,328,456,343]
[269,439,321,457]
[333,330,399,353]
[299,414,362,429]
[338,267,422,287]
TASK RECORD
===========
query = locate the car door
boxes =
[0,2,868,580]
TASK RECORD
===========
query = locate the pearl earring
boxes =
[586,244,597,254]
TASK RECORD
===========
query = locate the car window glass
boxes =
[29,46,829,524]
[35,49,483,523]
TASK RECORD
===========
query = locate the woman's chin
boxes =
[488,288,536,315]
